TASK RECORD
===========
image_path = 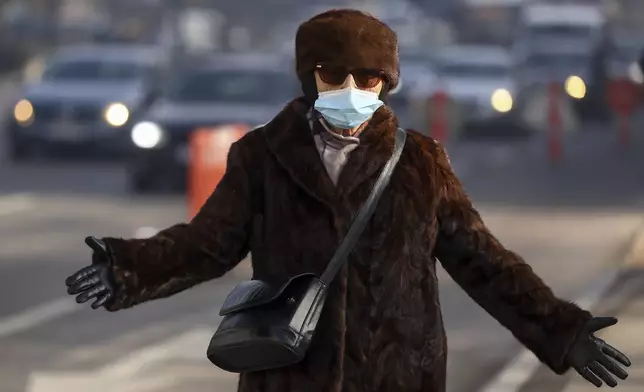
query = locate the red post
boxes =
[430,90,447,142]
[606,79,638,148]
[547,82,562,162]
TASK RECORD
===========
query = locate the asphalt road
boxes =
[1,75,644,392]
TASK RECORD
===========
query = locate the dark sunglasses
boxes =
[315,64,385,89]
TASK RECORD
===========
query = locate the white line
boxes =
[476,267,623,392]
[0,193,35,216]
[0,297,80,338]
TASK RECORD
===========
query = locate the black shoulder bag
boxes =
[206,128,407,373]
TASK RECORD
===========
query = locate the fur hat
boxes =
[295,9,400,91]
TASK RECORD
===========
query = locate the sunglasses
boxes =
[315,64,385,89]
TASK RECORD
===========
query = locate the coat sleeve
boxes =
[430,140,592,374]
[100,140,254,311]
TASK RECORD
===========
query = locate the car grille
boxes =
[32,102,103,124]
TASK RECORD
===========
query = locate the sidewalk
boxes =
[519,268,644,392]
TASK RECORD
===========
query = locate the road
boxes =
[1,74,644,392]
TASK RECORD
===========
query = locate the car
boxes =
[5,44,169,161]
[515,44,604,124]
[434,45,521,138]
[517,45,592,89]
[514,2,605,58]
[126,53,300,193]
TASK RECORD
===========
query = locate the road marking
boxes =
[476,267,622,392]
[26,327,228,392]
[0,193,34,216]
[0,297,80,339]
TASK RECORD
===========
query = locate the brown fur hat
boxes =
[295,9,400,91]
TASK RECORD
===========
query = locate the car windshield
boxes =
[527,53,590,69]
[439,63,509,78]
[164,70,297,104]
[42,59,150,81]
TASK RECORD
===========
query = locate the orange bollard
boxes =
[547,82,562,162]
[429,90,448,142]
[187,124,248,220]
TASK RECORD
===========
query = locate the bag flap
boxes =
[219,273,318,316]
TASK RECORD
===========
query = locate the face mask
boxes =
[313,87,384,129]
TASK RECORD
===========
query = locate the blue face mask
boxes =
[313,87,384,129]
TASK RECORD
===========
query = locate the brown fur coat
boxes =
[101,98,592,392]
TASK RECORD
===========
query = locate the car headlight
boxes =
[131,121,163,148]
[490,89,513,113]
[104,102,129,127]
[14,99,34,124]
[564,76,586,99]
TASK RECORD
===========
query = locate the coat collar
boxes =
[263,97,399,208]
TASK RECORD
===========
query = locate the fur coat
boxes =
[101,98,592,392]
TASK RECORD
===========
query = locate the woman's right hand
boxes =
[65,236,117,310]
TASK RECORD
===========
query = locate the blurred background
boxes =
[1,0,644,391]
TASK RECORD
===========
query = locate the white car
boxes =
[516,45,593,97]
[515,2,605,58]
[434,45,518,131]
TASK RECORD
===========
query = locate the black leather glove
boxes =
[566,317,631,388]
[65,236,117,310]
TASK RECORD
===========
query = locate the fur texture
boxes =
[295,9,400,89]
[102,98,592,391]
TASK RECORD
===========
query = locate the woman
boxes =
[65,9,630,392]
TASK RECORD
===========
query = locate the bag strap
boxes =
[320,128,407,286]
